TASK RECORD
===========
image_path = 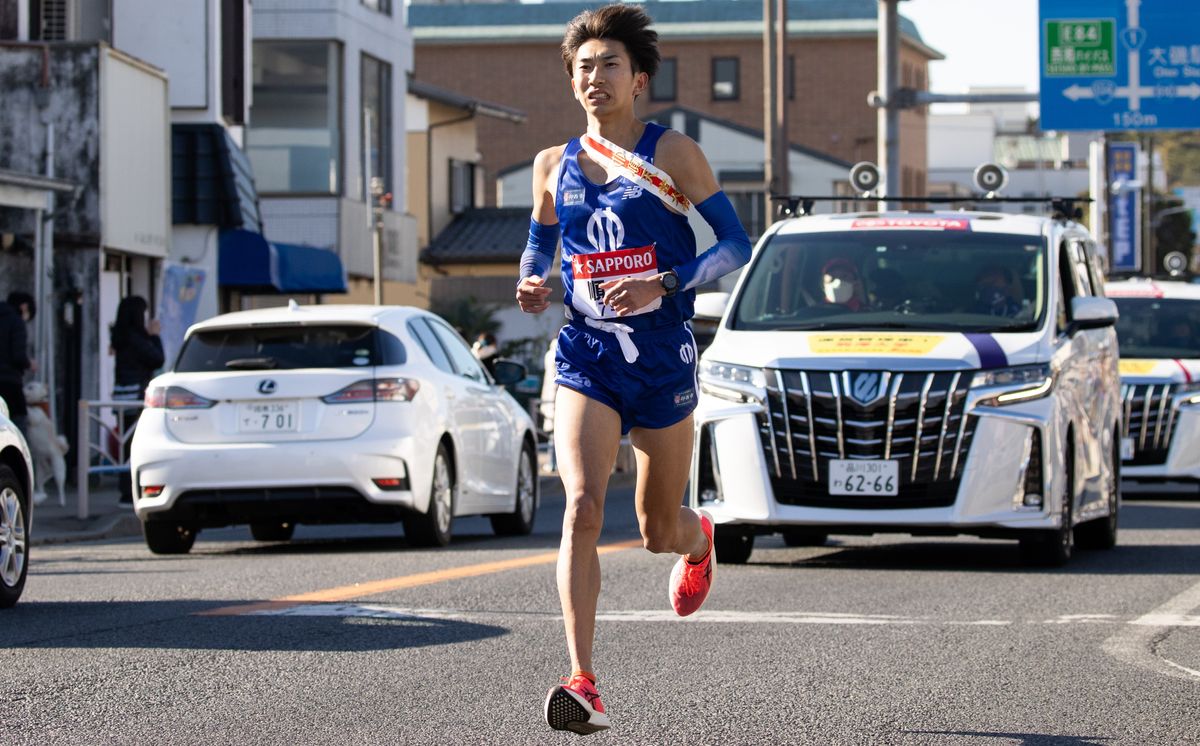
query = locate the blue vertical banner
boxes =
[1107,141,1141,272]
[157,264,206,369]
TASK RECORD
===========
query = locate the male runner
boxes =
[515,4,752,735]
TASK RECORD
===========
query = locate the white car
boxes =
[1105,278,1200,488]
[692,209,1122,566]
[0,396,34,607]
[131,304,538,554]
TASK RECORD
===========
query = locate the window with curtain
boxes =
[247,41,342,194]
[712,57,739,100]
[361,53,392,200]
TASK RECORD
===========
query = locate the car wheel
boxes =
[782,528,828,547]
[250,521,295,542]
[491,443,537,537]
[406,443,454,547]
[1077,433,1120,551]
[143,521,197,555]
[0,464,29,608]
[714,524,754,564]
[1020,441,1074,567]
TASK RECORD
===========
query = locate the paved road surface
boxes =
[3,481,1198,745]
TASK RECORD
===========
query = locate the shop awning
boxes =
[218,229,347,294]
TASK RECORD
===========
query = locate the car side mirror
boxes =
[693,292,731,322]
[1070,296,1119,329]
[490,359,526,386]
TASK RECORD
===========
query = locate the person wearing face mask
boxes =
[973,266,1022,317]
[820,257,866,311]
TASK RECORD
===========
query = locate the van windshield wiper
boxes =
[224,356,278,370]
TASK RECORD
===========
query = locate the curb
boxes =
[32,513,143,547]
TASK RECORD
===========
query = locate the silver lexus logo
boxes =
[849,372,882,405]
[258,379,277,395]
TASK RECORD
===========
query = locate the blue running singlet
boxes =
[552,123,700,432]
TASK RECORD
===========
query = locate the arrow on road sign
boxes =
[1062,82,1200,102]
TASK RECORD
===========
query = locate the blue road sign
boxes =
[1039,0,1200,131]
[1108,141,1141,272]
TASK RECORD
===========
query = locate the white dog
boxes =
[22,381,69,506]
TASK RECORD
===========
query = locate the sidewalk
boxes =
[31,482,142,547]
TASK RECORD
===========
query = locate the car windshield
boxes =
[730,227,1047,332]
[175,324,386,372]
[1112,297,1200,359]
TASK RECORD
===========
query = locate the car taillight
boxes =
[144,386,215,409]
[322,378,419,404]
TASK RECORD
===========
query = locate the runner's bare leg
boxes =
[554,386,622,675]
[630,416,709,560]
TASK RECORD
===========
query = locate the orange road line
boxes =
[198,538,644,616]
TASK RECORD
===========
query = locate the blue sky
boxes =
[902,0,1040,95]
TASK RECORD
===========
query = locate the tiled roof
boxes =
[410,0,935,56]
[422,207,531,265]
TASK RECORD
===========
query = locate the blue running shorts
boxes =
[554,320,699,434]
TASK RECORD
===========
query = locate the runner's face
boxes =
[571,39,646,115]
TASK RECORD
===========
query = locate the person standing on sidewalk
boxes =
[109,295,164,502]
[0,292,36,436]
[515,4,751,735]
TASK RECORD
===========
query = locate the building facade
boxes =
[249,0,418,306]
[410,0,939,206]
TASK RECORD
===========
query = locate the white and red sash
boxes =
[578,132,693,215]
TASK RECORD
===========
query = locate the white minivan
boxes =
[692,207,1122,566]
[1105,278,1200,489]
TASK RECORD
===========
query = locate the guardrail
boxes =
[75,399,141,520]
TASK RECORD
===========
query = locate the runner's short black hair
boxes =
[561,4,659,78]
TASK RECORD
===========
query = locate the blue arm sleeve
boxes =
[673,191,752,291]
[519,218,560,282]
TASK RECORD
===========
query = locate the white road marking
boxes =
[1103,576,1200,681]
[243,602,1200,644]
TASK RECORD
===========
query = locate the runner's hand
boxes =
[599,277,663,316]
[517,275,552,314]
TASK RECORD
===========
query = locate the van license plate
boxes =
[1120,437,1134,461]
[238,401,299,433]
[829,459,898,496]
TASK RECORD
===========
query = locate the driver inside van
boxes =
[973,265,1022,317]
[820,257,867,311]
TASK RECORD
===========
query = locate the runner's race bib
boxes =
[570,244,662,319]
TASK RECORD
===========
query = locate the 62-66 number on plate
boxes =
[829,459,898,496]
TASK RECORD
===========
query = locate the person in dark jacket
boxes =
[110,295,164,502]
[0,292,36,435]
[110,295,164,402]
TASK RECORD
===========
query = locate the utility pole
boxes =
[763,0,788,228]
[877,0,901,209]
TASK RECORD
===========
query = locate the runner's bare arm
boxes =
[518,146,566,314]
[600,132,750,316]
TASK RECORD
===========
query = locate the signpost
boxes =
[1039,0,1200,131]
[1107,141,1141,272]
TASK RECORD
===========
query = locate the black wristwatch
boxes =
[659,270,680,297]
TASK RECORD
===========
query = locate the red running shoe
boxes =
[669,508,716,616]
[544,674,610,735]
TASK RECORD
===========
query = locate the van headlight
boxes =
[699,360,767,403]
[972,363,1055,406]
[1176,382,1200,407]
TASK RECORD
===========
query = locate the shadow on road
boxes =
[1,600,509,652]
[904,730,1111,745]
[751,539,1200,575]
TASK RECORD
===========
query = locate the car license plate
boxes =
[238,401,299,433]
[829,459,898,496]
[1120,437,1134,461]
